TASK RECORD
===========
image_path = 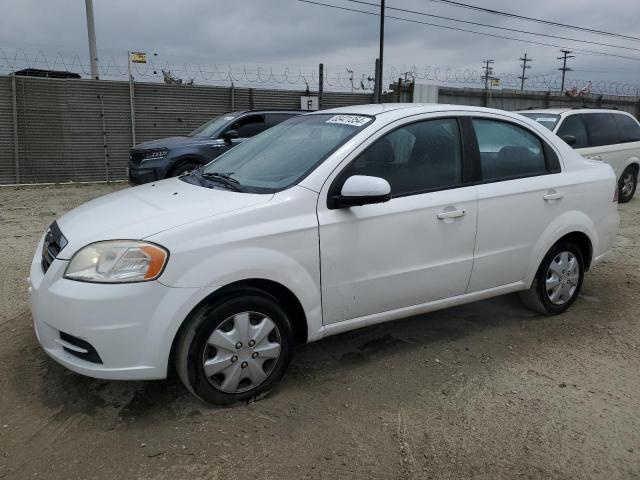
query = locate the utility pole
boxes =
[518,53,532,91]
[84,0,99,80]
[481,59,494,90]
[557,49,574,93]
[377,0,385,103]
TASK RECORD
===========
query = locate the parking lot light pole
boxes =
[84,0,99,80]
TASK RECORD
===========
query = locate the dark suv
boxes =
[128,110,303,185]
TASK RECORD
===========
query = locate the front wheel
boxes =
[520,241,585,315]
[175,291,293,405]
[171,161,201,177]
[618,166,637,203]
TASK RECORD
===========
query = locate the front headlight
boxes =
[64,241,169,283]
[140,149,168,162]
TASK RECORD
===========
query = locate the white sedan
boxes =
[29,104,619,404]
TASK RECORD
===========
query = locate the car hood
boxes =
[56,178,273,259]
[133,136,194,150]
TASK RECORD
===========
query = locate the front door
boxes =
[317,117,478,324]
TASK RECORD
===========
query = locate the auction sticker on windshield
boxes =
[326,115,372,127]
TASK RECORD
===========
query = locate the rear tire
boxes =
[175,291,294,405]
[171,161,201,177]
[520,241,584,315]
[618,165,637,203]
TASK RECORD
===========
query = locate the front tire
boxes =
[618,166,637,203]
[171,161,201,177]
[175,291,294,405]
[520,241,584,315]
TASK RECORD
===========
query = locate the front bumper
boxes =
[128,162,163,185]
[28,236,200,380]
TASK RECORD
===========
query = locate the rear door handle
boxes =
[437,209,466,220]
[543,191,564,201]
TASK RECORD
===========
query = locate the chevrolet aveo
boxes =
[29,104,619,405]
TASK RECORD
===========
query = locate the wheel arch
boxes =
[168,278,309,376]
[526,212,597,287]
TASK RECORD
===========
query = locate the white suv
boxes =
[29,104,619,404]
[518,109,640,202]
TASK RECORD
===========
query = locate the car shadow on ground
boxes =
[12,292,547,427]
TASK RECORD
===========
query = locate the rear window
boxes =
[519,113,560,131]
[613,114,640,143]
[583,113,620,147]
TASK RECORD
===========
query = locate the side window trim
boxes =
[469,116,561,185]
[327,116,471,208]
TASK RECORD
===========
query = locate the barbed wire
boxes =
[1,47,639,96]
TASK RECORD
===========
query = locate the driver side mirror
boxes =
[222,129,240,142]
[331,175,392,209]
[559,134,577,147]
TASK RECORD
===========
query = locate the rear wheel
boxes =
[171,161,201,177]
[175,291,293,405]
[618,166,637,203]
[520,241,584,315]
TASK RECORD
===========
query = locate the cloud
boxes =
[1,0,638,92]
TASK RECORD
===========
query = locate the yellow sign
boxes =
[130,52,147,64]
[492,78,501,87]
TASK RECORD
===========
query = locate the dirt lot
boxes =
[0,183,638,480]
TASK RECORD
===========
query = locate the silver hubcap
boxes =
[545,251,579,305]
[621,172,635,197]
[202,311,281,393]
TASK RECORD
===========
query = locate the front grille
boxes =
[59,332,103,364]
[129,150,145,165]
[41,221,68,273]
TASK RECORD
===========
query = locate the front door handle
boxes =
[543,191,564,201]
[437,209,466,220]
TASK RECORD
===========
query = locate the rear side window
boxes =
[556,115,589,149]
[232,114,267,138]
[583,113,620,147]
[613,114,640,143]
[341,118,463,196]
[472,119,547,181]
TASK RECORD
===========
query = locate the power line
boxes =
[296,0,640,62]
[345,0,640,53]
[423,0,640,43]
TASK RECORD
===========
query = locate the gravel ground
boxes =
[0,183,638,480]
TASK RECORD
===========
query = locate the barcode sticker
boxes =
[326,115,372,127]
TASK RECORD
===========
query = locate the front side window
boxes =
[473,119,547,181]
[230,114,267,138]
[613,113,640,143]
[557,115,589,149]
[199,114,372,192]
[188,113,240,137]
[340,118,463,196]
[583,113,620,147]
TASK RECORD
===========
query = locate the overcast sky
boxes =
[1,0,639,92]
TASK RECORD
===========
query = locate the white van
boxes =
[518,109,640,202]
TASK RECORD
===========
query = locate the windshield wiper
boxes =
[200,171,242,191]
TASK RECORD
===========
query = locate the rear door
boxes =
[317,116,478,324]
[467,115,567,292]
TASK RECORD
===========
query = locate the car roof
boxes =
[516,108,632,117]
[310,103,528,119]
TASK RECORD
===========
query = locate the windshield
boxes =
[188,113,240,137]
[199,113,373,192]
[519,113,561,131]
